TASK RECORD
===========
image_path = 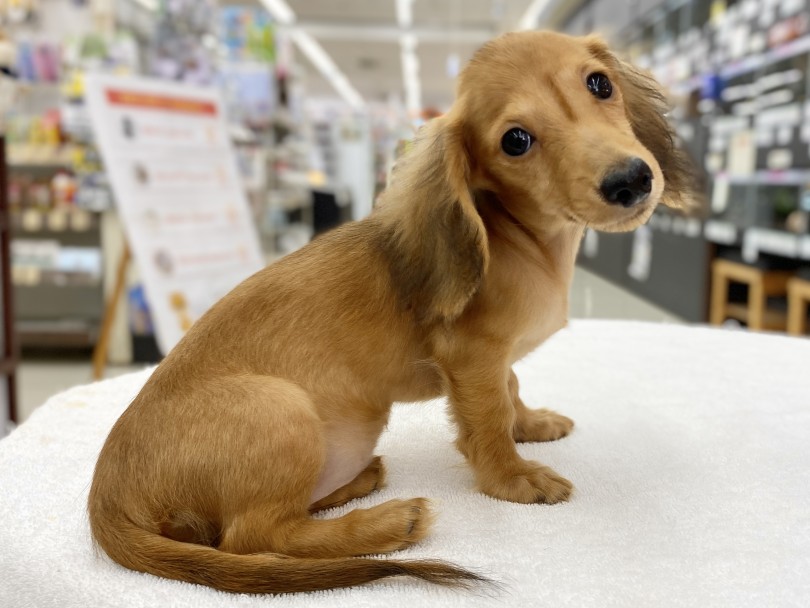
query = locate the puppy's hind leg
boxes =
[224,497,434,558]
[309,456,386,514]
[210,381,433,560]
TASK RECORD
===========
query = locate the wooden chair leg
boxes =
[748,277,765,331]
[710,271,728,326]
[787,287,806,336]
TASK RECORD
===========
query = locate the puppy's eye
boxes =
[501,128,534,156]
[586,72,613,99]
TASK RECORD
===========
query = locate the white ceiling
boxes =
[282,0,539,109]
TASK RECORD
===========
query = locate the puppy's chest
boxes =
[510,286,568,362]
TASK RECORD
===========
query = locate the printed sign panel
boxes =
[85,75,264,354]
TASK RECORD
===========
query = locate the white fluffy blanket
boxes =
[1,321,808,607]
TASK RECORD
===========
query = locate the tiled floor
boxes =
[568,266,682,323]
[13,266,682,425]
[16,363,148,425]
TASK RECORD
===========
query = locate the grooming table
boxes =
[2,320,808,607]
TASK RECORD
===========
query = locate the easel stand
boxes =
[92,244,131,381]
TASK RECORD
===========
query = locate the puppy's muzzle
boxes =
[600,158,653,208]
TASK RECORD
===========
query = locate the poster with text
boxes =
[85,75,264,355]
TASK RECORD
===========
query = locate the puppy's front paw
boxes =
[514,408,574,443]
[480,463,573,504]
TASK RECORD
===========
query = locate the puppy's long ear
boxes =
[587,37,695,209]
[378,114,489,324]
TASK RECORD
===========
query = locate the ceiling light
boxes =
[397,0,421,118]
[290,30,366,110]
[259,0,295,25]
[518,0,553,31]
[400,32,417,53]
[396,0,414,28]
[259,0,365,110]
[132,0,158,11]
[446,53,460,79]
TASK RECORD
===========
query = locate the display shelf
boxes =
[714,170,810,186]
[587,0,810,324]
[11,210,100,239]
[742,227,810,261]
[7,125,105,350]
[16,319,98,349]
[10,207,104,349]
[6,144,77,168]
[671,33,810,94]
[704,219,810,262]
[721,33,810,81]
[704,219,740,245]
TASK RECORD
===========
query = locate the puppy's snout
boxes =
[600,158,653,208]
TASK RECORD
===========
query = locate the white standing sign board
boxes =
[85,75,264,355]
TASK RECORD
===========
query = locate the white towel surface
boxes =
[1,320,809,607]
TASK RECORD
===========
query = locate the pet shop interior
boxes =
[3,0,809,427]
[1,1,809,606]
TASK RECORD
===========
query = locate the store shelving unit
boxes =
[575,0,810,323]
[11,215,104,349]
[8,145,105,349]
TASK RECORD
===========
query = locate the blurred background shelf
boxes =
[572,0,810,325]
[2,0,810,427]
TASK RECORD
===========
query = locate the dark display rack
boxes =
[571,0,810,322]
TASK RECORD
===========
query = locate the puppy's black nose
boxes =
[600,158,653,208]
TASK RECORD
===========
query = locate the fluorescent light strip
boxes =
[401,41,421,114]
[518,0,553,31]
[396,0,413,28]
[290,30,365,109]
[399,45,422,116]
[404,66,422,115]
[260,0,365,110]
[259,0,296,25]
[400,32,417,53]
[132,0,158,11]
[396,0,421,117]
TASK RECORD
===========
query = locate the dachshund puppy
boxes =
[89,31,691,593]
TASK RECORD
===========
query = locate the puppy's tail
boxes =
[90,512,486,594]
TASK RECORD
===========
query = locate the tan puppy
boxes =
[89,31,691,593]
